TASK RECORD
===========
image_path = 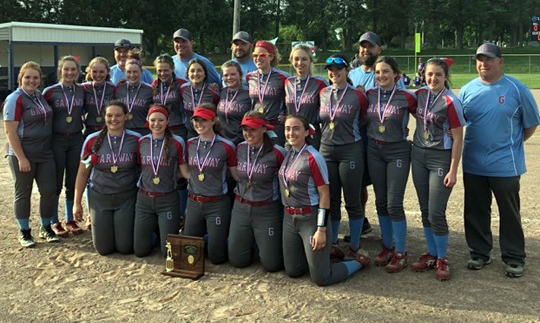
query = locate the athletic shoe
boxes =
[344,247,370,267]
[411,253,437,272]
[375,246,393,267]
[66,221,83,235]
[18,229,35,248]
[385,252,408,273]
[505,263,524,278]
[330,244,345,261]
[435,258,450,280]
[362,219,373,236]
[51,222,69,238]
[39,225,60,243]
[467,257,491,270]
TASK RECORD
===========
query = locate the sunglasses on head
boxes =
[326,57,348,66]
[253,52,270,59]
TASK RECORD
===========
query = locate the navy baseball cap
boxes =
[232,31,252,44]
[173,29,192,41]
[114,39,132,49]
[475,43,502,59]
[358,32,381,47]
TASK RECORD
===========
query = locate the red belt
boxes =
[285,206,312,215]
[140,189,168,198]
[374,139,388,145]
[189,193,218,203]
[235,195,271,207]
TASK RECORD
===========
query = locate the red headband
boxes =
[148,106,169,118]
[255,41,275,55]
[240,117,274,130]
[192,108,216,120]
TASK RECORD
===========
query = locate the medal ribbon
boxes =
[423,89,446,133]
[224,88,239,122]
[126,83,142,114]
[196,135,217,174]
[329,86,349,122]
[21,89,48,118]
[246,144,264,184]
[61,84,76,117]
[150,138,166,178]
[377,86,397,124]
[281,144,307,193]
[107,131,125,166]
[190,84,207,110]
[257,69,273,106]
[92,82,107,117]
[160,81,172,105]
[293,76,310,113]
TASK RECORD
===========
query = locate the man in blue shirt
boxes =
[172,28,221,86]
[231,31,257,80]
[110,39,154,85]
[459,43,539,278]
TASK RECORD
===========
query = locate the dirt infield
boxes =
[1,90,539,323]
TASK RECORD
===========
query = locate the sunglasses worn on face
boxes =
[326,57,348,66]
[253,53,270,59]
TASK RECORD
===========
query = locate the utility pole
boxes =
[232,0,241,59]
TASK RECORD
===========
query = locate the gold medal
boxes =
[96,116,103,123]
[66,116,73,123]
[423,131,430,141]
[379,125,385,133]
[285,189,290,197]
[128,114,133,120]
[110,165,118,173]
[247,181,252,189]
[188,255,195,265]
[258,107,264,114]
[153,177,160,185]
[329,122,335,130]
[198,173,205,182]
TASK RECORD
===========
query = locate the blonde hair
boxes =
[57,56,81,82]
[289,45,314,75]
[85,57,111,82]
[18,61,42,88]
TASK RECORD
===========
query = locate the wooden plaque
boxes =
[161,234,205,280]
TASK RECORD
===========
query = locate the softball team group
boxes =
[3,29,536,285]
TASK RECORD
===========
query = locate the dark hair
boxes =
[242,110,274,155]
[375,56,401,76]
[284,114,313,146]
[152,54,178,96]
[128,48,143,61]
[426,58,452,89]
[221,60,243,80]
[91,100,128,153]
[327,54,353,86]
[195,103,224,137]
[187,59,208,85]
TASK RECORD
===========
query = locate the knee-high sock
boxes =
[65,200,74,222]
[331,220,340,244]
[343,260,361,276]
[378,216,393,249]
[423,227,437,257]
[433,234,449,259]
[40,217,52,226]
[349,218,364,250]
[392,219,407,254]
[50,196,60,224]
[16,219,30,230]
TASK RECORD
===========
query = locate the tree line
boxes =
[2,0,538,57]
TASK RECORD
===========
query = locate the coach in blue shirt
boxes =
[459,43,539,278]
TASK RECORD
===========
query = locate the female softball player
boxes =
[82,57,114,137]
[43,56,85,237]
[114,59,153,136]
[217,60,252,145]
[247,41,290,146]
[366,56,417,273]
[134,105,187,257]
[410,58,465,280]
[318,54,369,263]
[280,115,368,286]
[182,104,238,264]
[228,111,286,272]
[73,101,141,255]
[181,59,220,139]
[284,45,328,150]
[3,61,59,247]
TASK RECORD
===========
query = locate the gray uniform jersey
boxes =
[284,76,328,126]
[235,142,286,202]
[247,69,290,121]
[185,135,237,196]
[81,130,141,194]
[180,83,220,132]
[82,82,114,127]
[43,83,85,134]
[278,145,329,208]
[113,82,153,129]
[3,88,53,162]
[217,86,252,145]
[366,88,417,142]
[413,87,466,150]
[151,78,188,127]
[319,85,369,146]
[137,134,185,193]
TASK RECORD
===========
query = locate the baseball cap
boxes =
[191,108,216,121]
[475,43,502,59]
[232,31,252,44]
[358,32,381,47]
[114,39,132,49]
[240,117,274,130]
[173,29,192,42]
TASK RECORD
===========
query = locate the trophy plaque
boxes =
[162,234,205,280]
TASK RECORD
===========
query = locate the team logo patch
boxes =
[499,96,505,104]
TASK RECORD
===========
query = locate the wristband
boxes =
[317,208,328,227]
